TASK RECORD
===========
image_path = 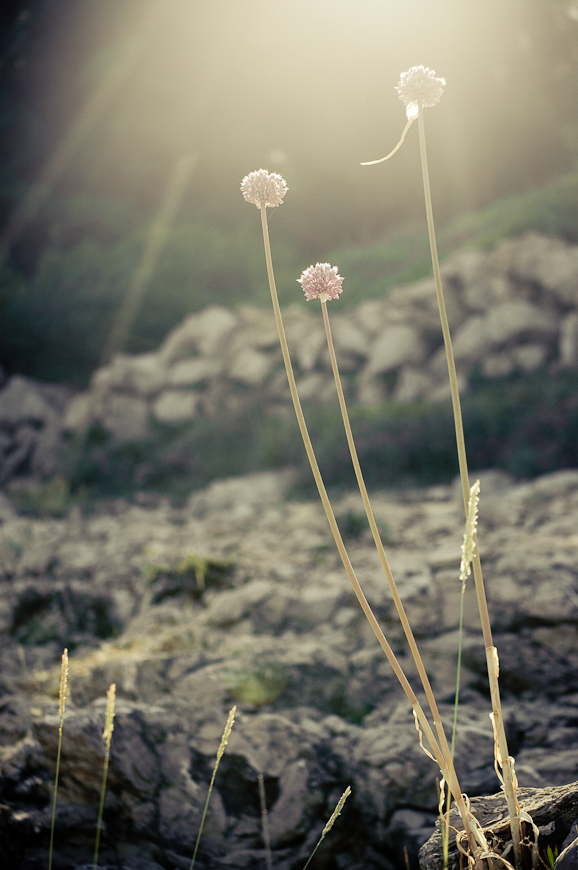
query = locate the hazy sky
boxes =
[3,0,578,252]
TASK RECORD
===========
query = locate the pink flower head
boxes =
[241,169,288,208]
[395,66,445,110]
[298,263,343,302]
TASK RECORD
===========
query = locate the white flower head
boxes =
[396,66,445,117]
[241,169,288,208]
[298,263,343,302]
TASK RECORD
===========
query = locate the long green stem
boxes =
[417,105,521,867]
[189,706,236,870]
[259,204,485,864]
[48,726,64,870]
[443,571,467,869]
[94,683,115,870]
[48,648,68,870]
[319,299,487,866]
[93,750,110,869]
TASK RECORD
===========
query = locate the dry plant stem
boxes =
[93,750,110,869]
[360,116,415,165]
[94,684,115,870]
[48,649,68,870]
[320,300,484,863]
[417,105,522,866]
[189,706,236,870]
[48,719,64,870]
[258,773,273,870]
[259,204,485,861]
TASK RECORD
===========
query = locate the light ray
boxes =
[0,0,167,268]
[101,151,197,363]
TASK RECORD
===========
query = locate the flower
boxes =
[395,66,445,112]
[298,263,343,302]
[241,169,288,208]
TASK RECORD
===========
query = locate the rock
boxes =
[0,375,71,482]
[100,392,150,441]
[168,357,222,386]
[356,371,387,406]
[555,835,578,870]
[295,372,334,402]
[353,299,389,337]
[486,300,558,345]
[507,232,578,306]
[366,325,428,375]
[160,306,238,363]
[481,350,515,378]
[227,348,277,386]
[0,376,55,427]
[393,367,435,403]
[559,312,578,368]
[152,389,200,424]
[328,317,370,358]
[62,392,91,432]
[1,470,578,866]
[186,468,296,517]
[25,230,578,470]
[512,342,548,372]
[450,314,492,365]
[92,352,166,396]
[419,780,578,870]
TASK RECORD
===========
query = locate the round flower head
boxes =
[241,169,288,208]
[298,263,343,302]
[396,66,445,114]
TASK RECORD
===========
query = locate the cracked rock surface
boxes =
[1,467,578,868]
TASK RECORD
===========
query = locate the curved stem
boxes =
[417,106,521,867]
[361,116,415,165]
[320,299,483,864]
[258,204,487,861]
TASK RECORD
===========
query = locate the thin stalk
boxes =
[320,301,465,793]
[189,706,236,870]
[259,205,485,866]
[417,105,522,866]
[93,684,116,870]
[48,649,68,870]
[258,773,273,870]
[443,572,467,869]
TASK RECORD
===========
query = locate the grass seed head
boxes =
[216,705,236,763]
[103,683,116,745]
[59,648,69,720]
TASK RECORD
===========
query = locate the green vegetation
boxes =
[4,168,578,385]
[24,368,577,513]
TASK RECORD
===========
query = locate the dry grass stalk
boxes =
[93,682,116,870]
[415,100,522,868]
[48,648,69,870]
[242,171,488,867]
[189,705,237,870]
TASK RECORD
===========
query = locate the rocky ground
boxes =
[1,466,578,868]
[4,231,578,486]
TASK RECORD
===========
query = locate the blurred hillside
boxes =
[1,0,578,385]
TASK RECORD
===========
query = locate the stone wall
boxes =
[2,231,578,481]
[62,231,578,441]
